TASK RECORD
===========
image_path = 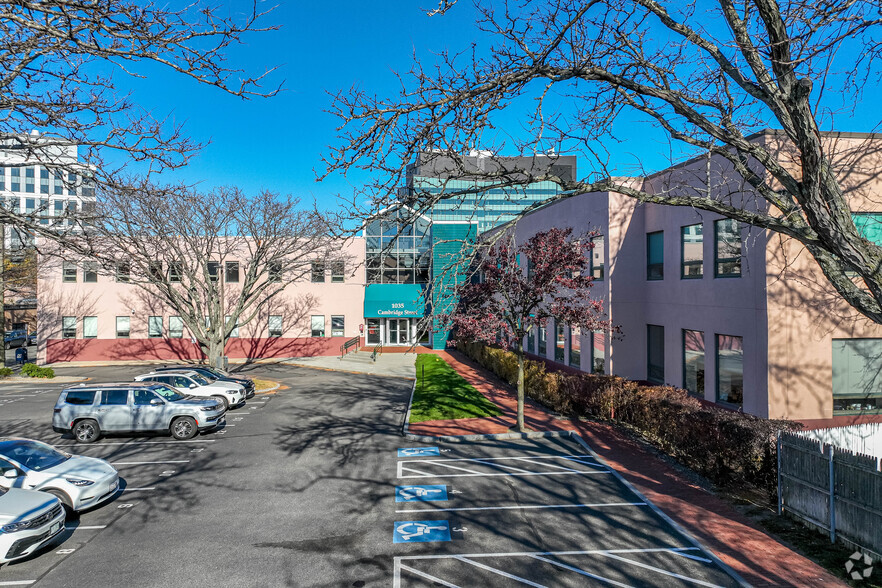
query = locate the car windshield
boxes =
[205,366,228,377]
[191,374,212,385]
[153,385,186,402]
[0,440,70,471]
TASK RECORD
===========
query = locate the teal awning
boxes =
[364,284,426,318]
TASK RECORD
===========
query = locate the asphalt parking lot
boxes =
[0,364,742,587]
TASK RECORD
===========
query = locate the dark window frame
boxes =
[647,324,665,384]
[646,231,664,281]
[714,219,742,278]
[680,224,703,279]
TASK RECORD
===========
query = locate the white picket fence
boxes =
[778,427,882,558]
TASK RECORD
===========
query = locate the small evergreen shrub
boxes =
[21,363,55,379]
[0,367,13,378]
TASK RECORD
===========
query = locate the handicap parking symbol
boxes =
[393,520,451,543]
[396,485,448,503]
[398,447,440,457]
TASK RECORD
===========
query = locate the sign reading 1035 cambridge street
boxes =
[363,284,426,318]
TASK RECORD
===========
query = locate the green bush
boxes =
[457,340,800,496]
[21,363,55,379]
[0,367,13,378]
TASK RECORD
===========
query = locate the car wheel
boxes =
[73,419,100,443]
[170,416,197,440]
[211,395,229,410]
[45,489,74,518]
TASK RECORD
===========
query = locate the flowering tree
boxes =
[448,227,610,432]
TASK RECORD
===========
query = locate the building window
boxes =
[207,261,220,282]
[331,315,345,337]
[569,326,581,368]
[53,199,64,219]
[116,262,130,283]
[592,332,605,374]
[148,316,163,338]
[526,326,535,355]
[54,172,63,195]
[62,261,77,282]
[681,224,703,278]
[330,261,345,283]
[10,168,19,192]
[647,231,664,280]
[555,322,565,362]
[832,338,882,414]
[24,167,34,193]
[268,262,282,283]
[40,168,49,194]
[225,261,239,283]
[364,209,431,284]
[169,316,184,339]
[683,329,705,396]
[538,325,547,356]
[148,261,163,281]
[39,199,49,224]
[590,236,604,280]
[83,316,97,339]
[716,335,743,406]
[366,318,381,345]
[224,316,238,337]
[0,167,4,190]
[67,172,76,196]
[268,315,283,337]
[647,324,665,384]
[714,219,741,277]
[116,316,130,338]
[310,315,325,337]
[168,261,182,283]
[311,261,325,283]
[83,262,98,283]
[62,316,76,339]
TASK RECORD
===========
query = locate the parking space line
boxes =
[398,564,462,588]
[453,556,547,587]
[120,487,156,491]
[396,502,647,514]
[55,440,216,447]
[466,459,535,474]
[400,469,610,479]
[670,550,713,563]
[512,457,596,474]
[528,554,635,588]
[66,525,107,530]
[0,581,36,586]
[112,460,190,466]
[396,547,704,561]
[596,552,725,587]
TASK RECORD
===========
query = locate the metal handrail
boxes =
[371,342,383,362]
[340,336,360,358]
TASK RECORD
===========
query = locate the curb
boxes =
[567,431,752,588]
[404,429,574,443]
[401,379,417,437]
[254,381,282,395]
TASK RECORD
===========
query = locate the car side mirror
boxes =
[150,398,164,406]
[189,383,197,389]
[3,469,19,479]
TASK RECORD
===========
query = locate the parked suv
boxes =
[52,382,226,443]
[0,488,65,565]
[134,370,246,409]
[152,365,256,398]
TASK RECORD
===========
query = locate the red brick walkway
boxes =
[409,349,844,588]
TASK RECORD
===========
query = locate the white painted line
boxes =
[596,552,725,587]
[55,440,216,447]
[669,550,713,563]
[396,502,647,513]
[396,547,703,561]
[529,554,636,588]
[399,469,610,479]
[67,525,106,530]
[399,564,462,588]
[409,454,597,465]
[112,460,190,466]
[466,459,534,474]
[0,581,36,586]
[423,461,486,475]
[454,556,547,587]
[513,457,594,474]
[120,487,156,491]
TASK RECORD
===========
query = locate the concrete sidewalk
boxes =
[410,349,844,588]
[281,351,417,379]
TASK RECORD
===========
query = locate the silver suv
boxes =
[52,382,226,443]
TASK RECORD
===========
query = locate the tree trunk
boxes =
[207,338,225,369]
[516,341,526,432]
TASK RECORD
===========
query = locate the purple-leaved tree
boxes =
[448,227,611,432]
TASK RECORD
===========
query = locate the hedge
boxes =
[21,363,55,379]
[457,340,801,495]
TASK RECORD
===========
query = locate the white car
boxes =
[0,487,65,565]
[0,438,119,514]
[134,370,246,409]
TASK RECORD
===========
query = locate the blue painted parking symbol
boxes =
[396,485,448,503]
[393,520,451,543]
[398,447,440,457]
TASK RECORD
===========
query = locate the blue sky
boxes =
[112,1,878,212]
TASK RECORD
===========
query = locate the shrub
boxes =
[456,340,800,496]
[0,367,12,378]
[21,363,55,379]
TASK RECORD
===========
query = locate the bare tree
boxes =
[48,186,338,368]
[323,1,882,325]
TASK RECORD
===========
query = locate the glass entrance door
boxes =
[386,319,410,345]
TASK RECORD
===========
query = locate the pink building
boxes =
[36,238,367,363]
[500,131,882,426]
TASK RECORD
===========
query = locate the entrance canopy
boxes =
[364,284,426,318]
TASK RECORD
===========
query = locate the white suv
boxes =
[134,371,246,410]
[0,488,65,565]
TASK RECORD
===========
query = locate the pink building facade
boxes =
[36,238,367,364]
[502,132,882,426]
